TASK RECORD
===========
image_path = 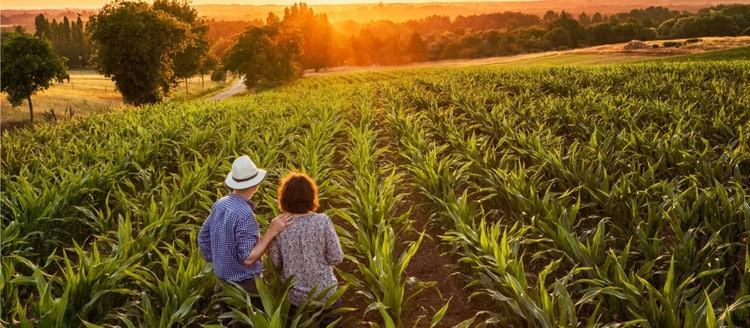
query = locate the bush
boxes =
[210,70,226,82]
[685,38,702,44]
[663,41,682,47]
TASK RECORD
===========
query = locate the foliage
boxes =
[153,0,212,93]
[34,14,90,68]
[0,32,67,122]
[86,1,191,105]
[210,69,227,82]
[658,5,750,39]
[221,23,302,89]
[283,3,337,72]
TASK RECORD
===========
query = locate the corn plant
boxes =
[340,226,444,328]
[334,95,447,327]
[215,267,348,328]
[10,259,67,327]
[124,240,214,327]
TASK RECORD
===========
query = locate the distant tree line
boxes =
[204,4,750,70]
[331,4,750,65]
[33,14,90,68]
[10,2,750,106]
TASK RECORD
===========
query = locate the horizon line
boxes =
[2,0,539,11]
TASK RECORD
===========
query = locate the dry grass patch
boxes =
[0,69,229,132]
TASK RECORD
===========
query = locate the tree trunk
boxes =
[201,74,205,88]
[185,79,189,94]
[28,95,34,123]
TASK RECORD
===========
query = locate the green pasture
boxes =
[2,47,749,327]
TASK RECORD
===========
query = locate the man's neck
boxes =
[233,189,255,201]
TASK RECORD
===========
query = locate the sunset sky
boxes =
[2,0,520,10]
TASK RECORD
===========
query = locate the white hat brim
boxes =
[225,169,266,190]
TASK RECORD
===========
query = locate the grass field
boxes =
[0,69,232,130]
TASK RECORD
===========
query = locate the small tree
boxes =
[198,54,219,87]
[1,32,67,123]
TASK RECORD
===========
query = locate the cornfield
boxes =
[2,47,749,327]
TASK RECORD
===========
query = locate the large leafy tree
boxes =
[1,32,67,123]
[153,0,212,93]
[86,1,190,105]
[222,14,302,89]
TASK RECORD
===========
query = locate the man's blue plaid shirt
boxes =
[198,194,262,282]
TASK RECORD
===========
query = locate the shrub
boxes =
[210,70,226,82]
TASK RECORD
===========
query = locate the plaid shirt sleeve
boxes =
[234,211,259,263]
[198,205,215,262]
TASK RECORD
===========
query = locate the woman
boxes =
[269,172,344,327]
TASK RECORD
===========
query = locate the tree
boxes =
[34,14,91,68]
[283,3,335,72]
[406,31,429,62]
[548,11,584,47]
[153,0,212,93]
[585,22,614,46]
[222,24,302,89]
[197,53,219,88]
[592,13,604,24]
[543,10,560,26]
[578,12,592,26]
[86,1,190,105]
[544,27,572,49]
[34,14,51,38]
[1,32,67,123]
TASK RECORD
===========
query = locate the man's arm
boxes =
[198,217,213,262]
[243,213,294,266]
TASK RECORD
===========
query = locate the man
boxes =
[198,155,292,327]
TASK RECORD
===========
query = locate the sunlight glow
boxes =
[1,0,530,10]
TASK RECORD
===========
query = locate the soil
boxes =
[330,197,482,328]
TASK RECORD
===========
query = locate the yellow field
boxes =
[0,69,230,130]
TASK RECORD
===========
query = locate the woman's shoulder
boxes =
[312,212,329,219]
